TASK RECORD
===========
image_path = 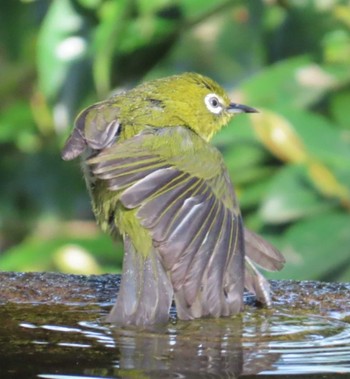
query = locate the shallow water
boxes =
[1,300,350,379]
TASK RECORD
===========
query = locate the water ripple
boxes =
[242,311,350,375]
[2,303,350,377]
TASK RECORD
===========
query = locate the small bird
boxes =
[62,73,284,325]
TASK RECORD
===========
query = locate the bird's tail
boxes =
[106,236,173,326]
[243,228,285,306]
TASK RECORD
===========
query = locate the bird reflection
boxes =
[110,312,279,378]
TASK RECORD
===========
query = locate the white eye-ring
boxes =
[204,93,223,114]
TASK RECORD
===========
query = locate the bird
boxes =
[61,72,285,325]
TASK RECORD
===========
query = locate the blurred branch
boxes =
[184,0,236,30]
[93,0,135,97]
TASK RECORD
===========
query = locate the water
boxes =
[1,274,350,378]
[1,302,350,378]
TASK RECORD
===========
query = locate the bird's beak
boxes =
[227,103,258,114]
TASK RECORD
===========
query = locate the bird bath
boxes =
[0,272,349,378]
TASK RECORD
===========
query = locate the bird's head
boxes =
[134,72,257,141]
[61,72,257,160]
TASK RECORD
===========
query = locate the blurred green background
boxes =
[1,0,350,281]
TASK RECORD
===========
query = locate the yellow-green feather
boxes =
[61,72,285,325]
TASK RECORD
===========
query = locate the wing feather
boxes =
[157,180,208,241]
[109,166,171,191]
[134,172,190,225]
[204,208,231,316]
[93,155,157,175]
[120,168,180,207]
[88,126,279,318]
[244,228,285,271]
[157,192,215,271]
[138,176,200,239]
[181,200,224,305]
[222,215,244,313]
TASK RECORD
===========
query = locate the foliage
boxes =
[0,0,349,281]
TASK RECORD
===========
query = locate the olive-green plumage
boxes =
[62,73,284,325]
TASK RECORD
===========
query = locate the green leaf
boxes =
[239,176,272,210]
[223,143,267,173]
[37,0,92,122]
[0,101,36,145]
[330,90,350,130]
[260,165,336,224]
[241,56,338,109]
[281,108,350,167]
[272,211,350,281]
[322,29,350,65]
[93,0,132,96]
[179,0,232,20]
[0,234,123,273]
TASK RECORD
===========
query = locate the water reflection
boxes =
[1,303,350,378]
[243,310,350,375]
[111,317,245,378]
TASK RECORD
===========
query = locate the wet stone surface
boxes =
[0,272,121,305]
[0,272,349,378]
[0,272,349,316]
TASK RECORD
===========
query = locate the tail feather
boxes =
[106,236,173,326]
[244,228,285,271]
[108,229,284,324]
[244,256,272,307]
[243,228,285,307]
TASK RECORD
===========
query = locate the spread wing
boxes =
[61,100,122,161]
[88,126,245,319]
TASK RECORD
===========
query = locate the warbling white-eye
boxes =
[62,73,285,325]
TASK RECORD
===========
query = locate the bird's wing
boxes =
[243,228,285,306]
[88,126,245,319]
[61,100,122,161]
[244,228,285,271]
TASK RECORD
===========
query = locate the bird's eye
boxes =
[204,94,223,114]
[210,97,219,107]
